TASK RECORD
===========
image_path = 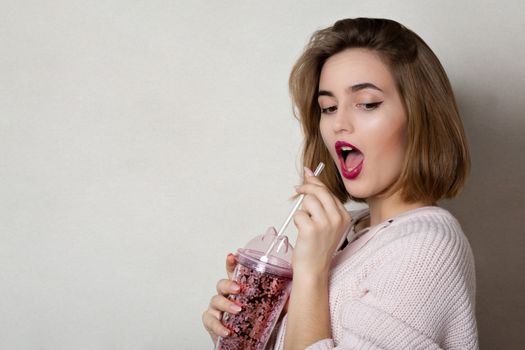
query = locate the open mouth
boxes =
[335,141,364,179]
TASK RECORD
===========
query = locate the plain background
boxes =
[1,0,524,349]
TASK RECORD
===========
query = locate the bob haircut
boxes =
[289,17,470,204]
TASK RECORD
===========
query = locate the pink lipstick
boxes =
[335,140,364,180]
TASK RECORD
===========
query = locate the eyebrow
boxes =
[318,82,384,97]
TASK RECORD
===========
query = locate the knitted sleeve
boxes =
[306,220,478,350]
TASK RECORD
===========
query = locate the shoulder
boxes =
[335,206,474,273]
[390,205,462,234]
[330,207,478,348]
[368,206,476,300]
[380,206,470,256]
[335,206,475,290]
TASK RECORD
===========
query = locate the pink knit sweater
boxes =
[268,206,478,349]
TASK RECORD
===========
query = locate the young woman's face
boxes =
[318,48,407,200]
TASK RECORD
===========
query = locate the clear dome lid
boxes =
[237,227,293,278]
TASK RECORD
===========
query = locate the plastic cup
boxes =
[215,228,292,350]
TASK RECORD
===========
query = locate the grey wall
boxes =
[1,0,523,349]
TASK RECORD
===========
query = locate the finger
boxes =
[225,253,237,279]
[216,279,241,295]
[210,294,243,314]
[297,185,352,237]
[295,182,328,196]
[304,166,315,177]
[298,174,350,217]
[301,194,330,225]
[293,209,315,234]
[208,307,222,320]
[304,172,327,186]
[202,308,220,330]
[298,184,341,218]
[202,309,231,338]
[294,168,328,202]
[288,192,301,201]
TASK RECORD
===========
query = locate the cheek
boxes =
[319,119,332,150]
[368,119,407,168]
[319,119,340,165]
[382,127,407,166]
[319,117,328,139]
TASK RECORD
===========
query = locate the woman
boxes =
[203,18,478,349]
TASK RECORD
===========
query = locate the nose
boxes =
[332,106,354,134]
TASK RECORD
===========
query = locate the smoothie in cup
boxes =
[215,228,292,350]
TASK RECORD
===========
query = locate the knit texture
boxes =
[268,206,478,350]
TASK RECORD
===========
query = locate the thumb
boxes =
[226,253,237,280]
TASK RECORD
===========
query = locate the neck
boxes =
[366,190,431,227]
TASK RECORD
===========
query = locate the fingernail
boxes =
[230,304,242,313]
[304,166,314,177]
[230,283,240,292]
[222,329,230,337]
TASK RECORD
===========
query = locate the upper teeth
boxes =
[341,146,353,151]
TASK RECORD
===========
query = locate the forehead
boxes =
[319,48,395,91]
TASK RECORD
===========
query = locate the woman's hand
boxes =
[283,167,352,350]
[292,167,352,276]
[202,253,241,344]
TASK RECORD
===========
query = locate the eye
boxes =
[357,101,383,111]
[320,105,338,114]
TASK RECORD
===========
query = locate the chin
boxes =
[343,185,369,201]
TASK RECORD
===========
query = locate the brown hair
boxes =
[289,18,470,204]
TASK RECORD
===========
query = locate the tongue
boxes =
[345,151,364,170]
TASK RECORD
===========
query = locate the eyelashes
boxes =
[358,101,383,111]
[320,105,338,114]
[320,101,383,114]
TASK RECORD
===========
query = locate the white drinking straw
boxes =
[260,162,325,262]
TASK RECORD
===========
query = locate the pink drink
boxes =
[216,244,292,350]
